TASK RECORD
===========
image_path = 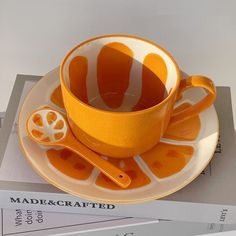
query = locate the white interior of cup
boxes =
[62,36,179,112]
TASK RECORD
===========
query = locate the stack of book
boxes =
[0,75,236,235]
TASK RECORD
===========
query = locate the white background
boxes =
[0,0,236,125]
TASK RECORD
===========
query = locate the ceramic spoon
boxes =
[26,107,131,188]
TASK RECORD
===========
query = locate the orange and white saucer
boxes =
[18,68,219,204]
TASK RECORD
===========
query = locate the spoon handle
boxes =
[63,137,131,188]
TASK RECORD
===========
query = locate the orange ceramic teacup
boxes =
[60,35,216,158]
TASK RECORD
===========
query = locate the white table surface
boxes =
[0,0,236,126]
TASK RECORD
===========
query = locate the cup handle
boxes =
[170,75,216,125]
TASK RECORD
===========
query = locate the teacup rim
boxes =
[60,34,180,116]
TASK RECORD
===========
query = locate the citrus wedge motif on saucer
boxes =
[18,68,219,203]
[50,85,64,108]
[140,143,193,179]
[96,157,151,190]
[163,103,201,141]
[47,148,94,180]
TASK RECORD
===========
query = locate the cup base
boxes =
[68,117,157,158]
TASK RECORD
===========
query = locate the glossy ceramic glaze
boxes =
[60,35,216,157]
[18,68,219,203]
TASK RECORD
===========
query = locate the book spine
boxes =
[1,190,236,224]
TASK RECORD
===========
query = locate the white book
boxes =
[0,75,235,224]
[1,208,236,236]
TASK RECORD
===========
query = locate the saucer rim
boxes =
[17,67,219,204]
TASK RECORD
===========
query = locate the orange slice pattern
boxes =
[50,85,65,108]
[140,142,193,178]
[97,42,133,108]
[164,103,201,141]
[66,44,169,111]
[47,148,94,180]
[133,53,168,111]
[96,157,151,190]
[30,110,66,143]
[69,56,88,104]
